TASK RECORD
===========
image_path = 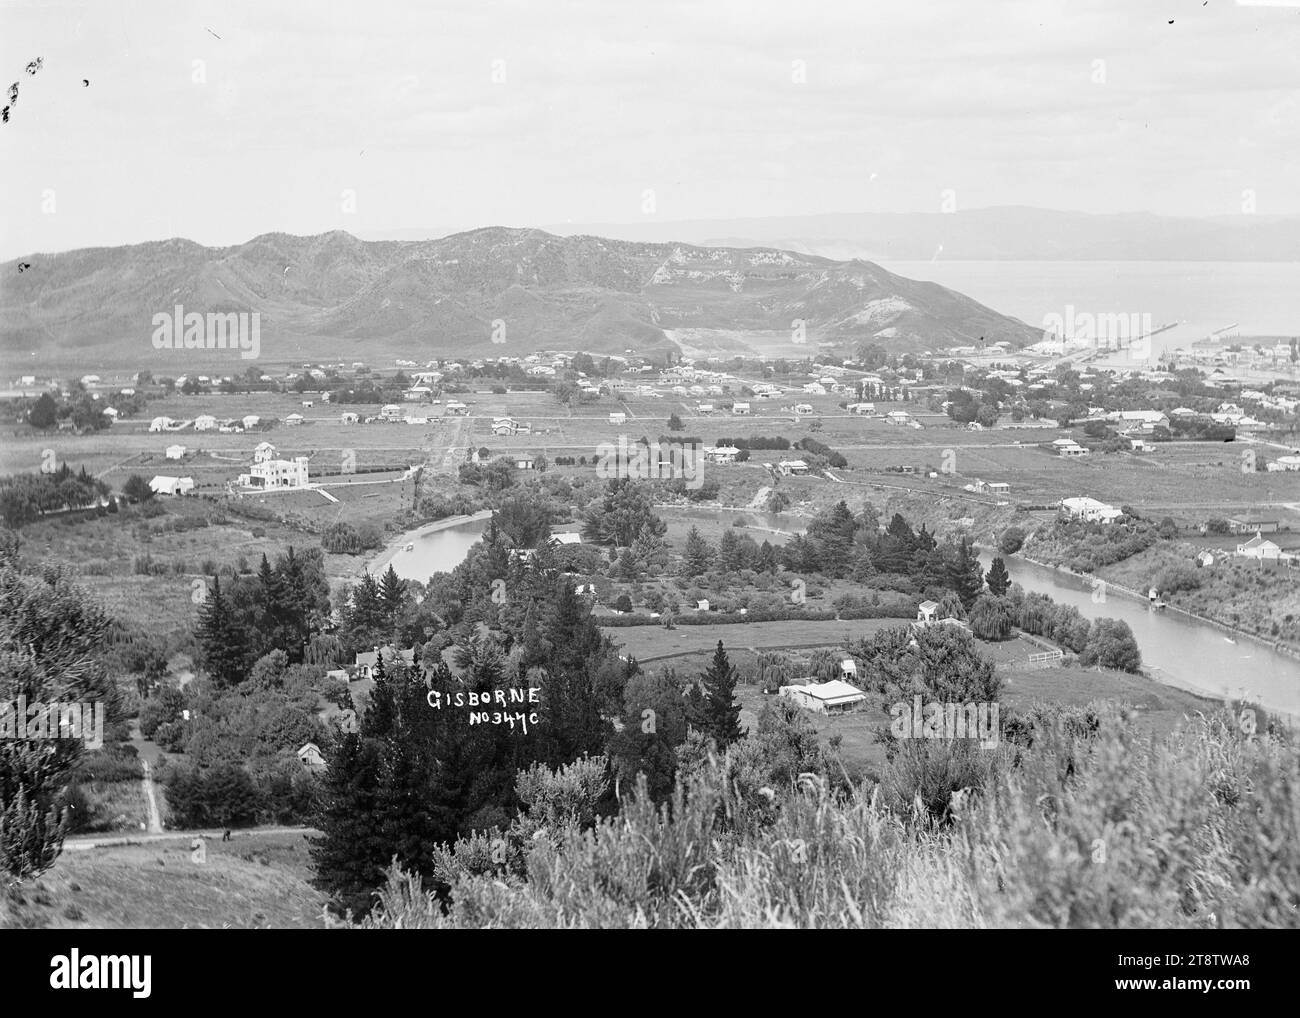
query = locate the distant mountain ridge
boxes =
[0,227,1043,368]
[538,208,1300,262]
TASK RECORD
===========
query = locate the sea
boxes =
[881,261,1300,362]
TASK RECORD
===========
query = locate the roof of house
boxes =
[353,646,415,669]
[790,679,866,703]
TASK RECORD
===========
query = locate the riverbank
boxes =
[327,510,494,586]
[368,510,495,576]
[1013,551,1300,664]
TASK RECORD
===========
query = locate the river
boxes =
[380,515,491,582]
[986,553,1300,718]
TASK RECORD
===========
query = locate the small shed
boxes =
[297,742,326,771]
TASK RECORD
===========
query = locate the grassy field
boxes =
[1,831,327,929]
[605,618,904,662]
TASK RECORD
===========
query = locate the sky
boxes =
[1,0,1298,257]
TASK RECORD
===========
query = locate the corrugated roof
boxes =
[796,679,866,702]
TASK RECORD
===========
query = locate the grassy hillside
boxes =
[349,705,1299,929]
[1,832,327,930]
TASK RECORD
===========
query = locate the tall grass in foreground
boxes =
[343,705,1298,929]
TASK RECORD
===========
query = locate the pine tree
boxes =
[985,556,1011,597]
[946,537,985,610]
[347,573,386,648]
[378,564,406,620]
[308,731,386,917]
[682,526,714,575]
[276,547,311,659]
[255,553,286,652]
[693,641,744,748]
[632,523,668,573]
[197,576,249,686]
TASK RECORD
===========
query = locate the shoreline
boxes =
[1015,551,1300,661]
[330,509,494,585]
[1011,551,1300,721]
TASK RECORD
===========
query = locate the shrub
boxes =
[969,594,1015,641]
[998,527,1026,555]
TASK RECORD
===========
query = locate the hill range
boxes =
[0,228,1043,369]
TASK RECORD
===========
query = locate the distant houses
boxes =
[1061,496,1123,524]
[492,416,531,436]
[704,445,740,465]
[238,442,310,490]
[1236,534,1283,561]
[353,645,415,680]
[1052,438,1089,457]
[297,742,326,772]
[240,456,309,490]
[776,459,809,476]
[914,600,968,629]
[1227,518,1278,535]
[149,475,194,496]
[165,444,186,460]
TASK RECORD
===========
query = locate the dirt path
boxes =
[141,760,163,834]
[746,485,771,509]
[63,826,320,852]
